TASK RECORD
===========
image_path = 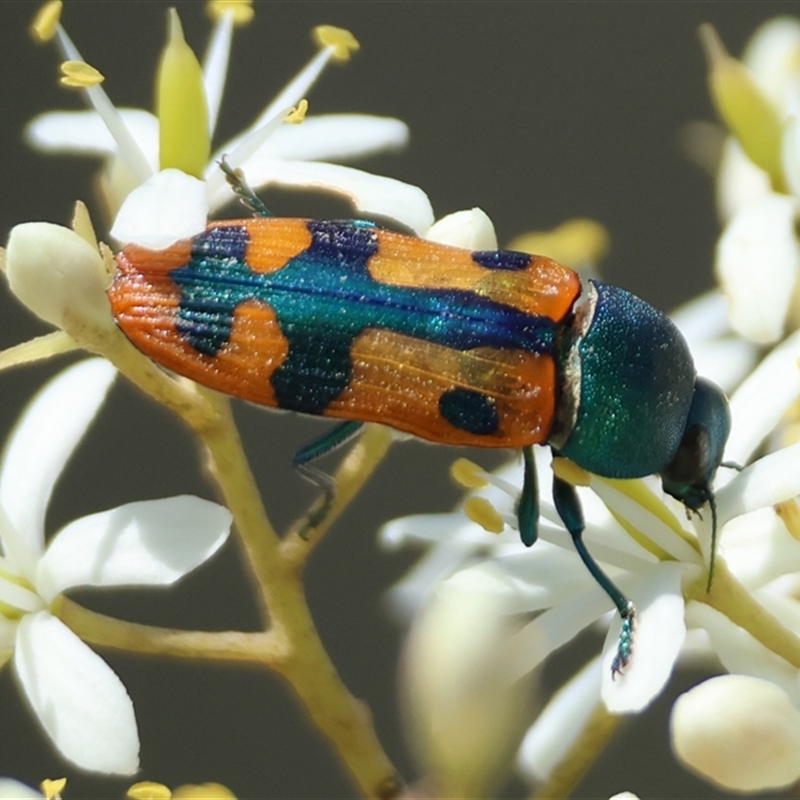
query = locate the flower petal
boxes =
[110,169,209,247]
[0,779,42,799]
[716,441,800,525]
[214,157,434,234]
[25,109,159,168]
[685,601,800,701]
[716,138,771,222]
[0,360,116,578]
[261,114,409,163]
[725,328,800,466]
[425,208,498,249]
[602,562,686,713]
[505,584,612,683]
[517,656,602,783]
[36,497,232,602]
[715,193,800,344]
[13,612,139,774]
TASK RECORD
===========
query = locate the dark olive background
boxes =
[0,2,795,799]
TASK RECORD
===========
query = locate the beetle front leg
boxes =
[552,471,635,677]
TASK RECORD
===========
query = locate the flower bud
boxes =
[6,222,114,332]
[670,674,800,791]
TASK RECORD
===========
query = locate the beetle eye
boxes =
[663,424,711,487]
[661,378,730,510]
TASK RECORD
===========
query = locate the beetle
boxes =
[108,200,730,675]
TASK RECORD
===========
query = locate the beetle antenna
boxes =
[706,493,719,592]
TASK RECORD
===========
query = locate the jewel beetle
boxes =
[108,185,730,675]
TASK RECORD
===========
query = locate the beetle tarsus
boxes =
[611,602,636,679]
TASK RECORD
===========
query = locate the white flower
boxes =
[400,569,535,799]
[27,4,432,247]
[703,19,800,343]
[383,295,800,788]
[0,359,232,774]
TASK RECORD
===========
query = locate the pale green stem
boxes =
[530,703,622,800]
[688,561,800,669]
[57,598,284,664]
[65,324,401,799]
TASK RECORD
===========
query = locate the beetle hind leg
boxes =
[293,420,365,537]
[552,472,636,677]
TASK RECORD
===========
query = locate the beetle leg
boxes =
[517,445,539,546]
[293,420,365,537]
[552,472,636,677]
[219,156,273,218]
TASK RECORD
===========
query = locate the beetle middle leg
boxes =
[293,420,365,537]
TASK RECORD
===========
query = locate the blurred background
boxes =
[0,2,795,798]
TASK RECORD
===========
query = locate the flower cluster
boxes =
[385,18,800,799]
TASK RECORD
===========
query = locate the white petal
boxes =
[0,780,42,799]
[716,139,772,223]
[715,193,800,344]
[0,360,116,578]
[505,584,612,683]
[688,337,759,396]
[670,290,730,343]
[424,208,498,250]
[5,223,114,332]
[743,17,800,112]
[13,612,139,774]
[25,109,159,168]
[716,442,800,526]
[264,114,409,162]
[722,507,800,590]
[517,656,602,783]
[202,10,234,137]
[725,328,800,466]
[216,157,434,234]
[111,169,209,248]
[685,601,800,701]
[602,562,686,713]
[782,116,800,199]
[671,675,800,791]
[36,497,232,602]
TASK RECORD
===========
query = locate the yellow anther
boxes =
[285,99,309,124]
[40,778,67,800]
[312,26,360,62]
[59,60,104,88]
[464,497,505,534]
[127,782,172,800]
[699,23,786,192]
[173,784,237,799]
[30,0,62,43]
[206,0,254,26]
[508,218,610,268]
[157,9,210,177]
[450,457,490,489]
[776,499,800,542]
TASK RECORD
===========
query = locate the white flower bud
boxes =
[400,568,535,798]
[6,222,114,332]
[670,674,800,791]
[424,208,498,250]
